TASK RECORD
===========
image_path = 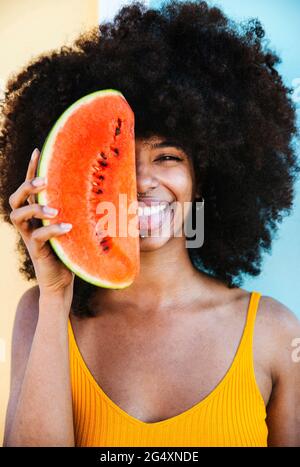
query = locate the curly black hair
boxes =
[0,0,299,318]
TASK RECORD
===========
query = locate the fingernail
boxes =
[60,223,72,231]
[31,177,46,187]
[43,206,58,216]
[31,148,39,161]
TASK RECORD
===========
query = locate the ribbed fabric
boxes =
[67,290,268,447]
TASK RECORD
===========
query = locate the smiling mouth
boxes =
[138,203,169,216]
[138,202,175,237]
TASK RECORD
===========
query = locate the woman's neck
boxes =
[89,237,225,317]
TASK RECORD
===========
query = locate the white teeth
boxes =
[138,204,168,216]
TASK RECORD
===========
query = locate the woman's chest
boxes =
[70,307,270,424]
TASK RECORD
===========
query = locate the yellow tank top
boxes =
[67,290,268,447]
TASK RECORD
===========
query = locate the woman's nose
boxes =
[136,160,159,195]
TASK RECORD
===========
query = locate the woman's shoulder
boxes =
[11,285,40,355]
[257,294,300,337]
[14,285,40,332]
[255,294,300,380]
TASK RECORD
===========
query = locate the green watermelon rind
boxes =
[37,88,135,289]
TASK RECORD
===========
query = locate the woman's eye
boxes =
[156,155,182,162]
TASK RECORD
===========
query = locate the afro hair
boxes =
[0,0,299,317]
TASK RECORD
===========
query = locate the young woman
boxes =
[1,1,300,447]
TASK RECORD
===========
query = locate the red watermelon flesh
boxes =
[37,89,140,288]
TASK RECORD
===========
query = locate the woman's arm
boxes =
[3,286,75,447]
[263,298,300,446]
[3,147,76,446]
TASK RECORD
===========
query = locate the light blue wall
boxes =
[150,0,300,315]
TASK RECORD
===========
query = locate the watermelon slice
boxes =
[37,89,140,288]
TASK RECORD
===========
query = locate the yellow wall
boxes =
[0,0,98,445]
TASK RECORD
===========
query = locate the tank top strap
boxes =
[240,290,262,352]
[68,317,76,345]
[67,317,77,360]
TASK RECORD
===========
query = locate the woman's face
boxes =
[135,135,197,251]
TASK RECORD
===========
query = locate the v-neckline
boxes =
[68,291,256,428]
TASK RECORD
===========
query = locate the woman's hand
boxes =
[8,147,75,309]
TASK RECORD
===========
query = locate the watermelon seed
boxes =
[92,186,103,194]
[115,118,122,136]
[98,175,105,180]
[100,161,108,167]
[99,235,112,251]
[100,152,107,159]
[100,235,111,244]
[110,147,119,156]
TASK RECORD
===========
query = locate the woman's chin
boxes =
[139,234,171,251]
